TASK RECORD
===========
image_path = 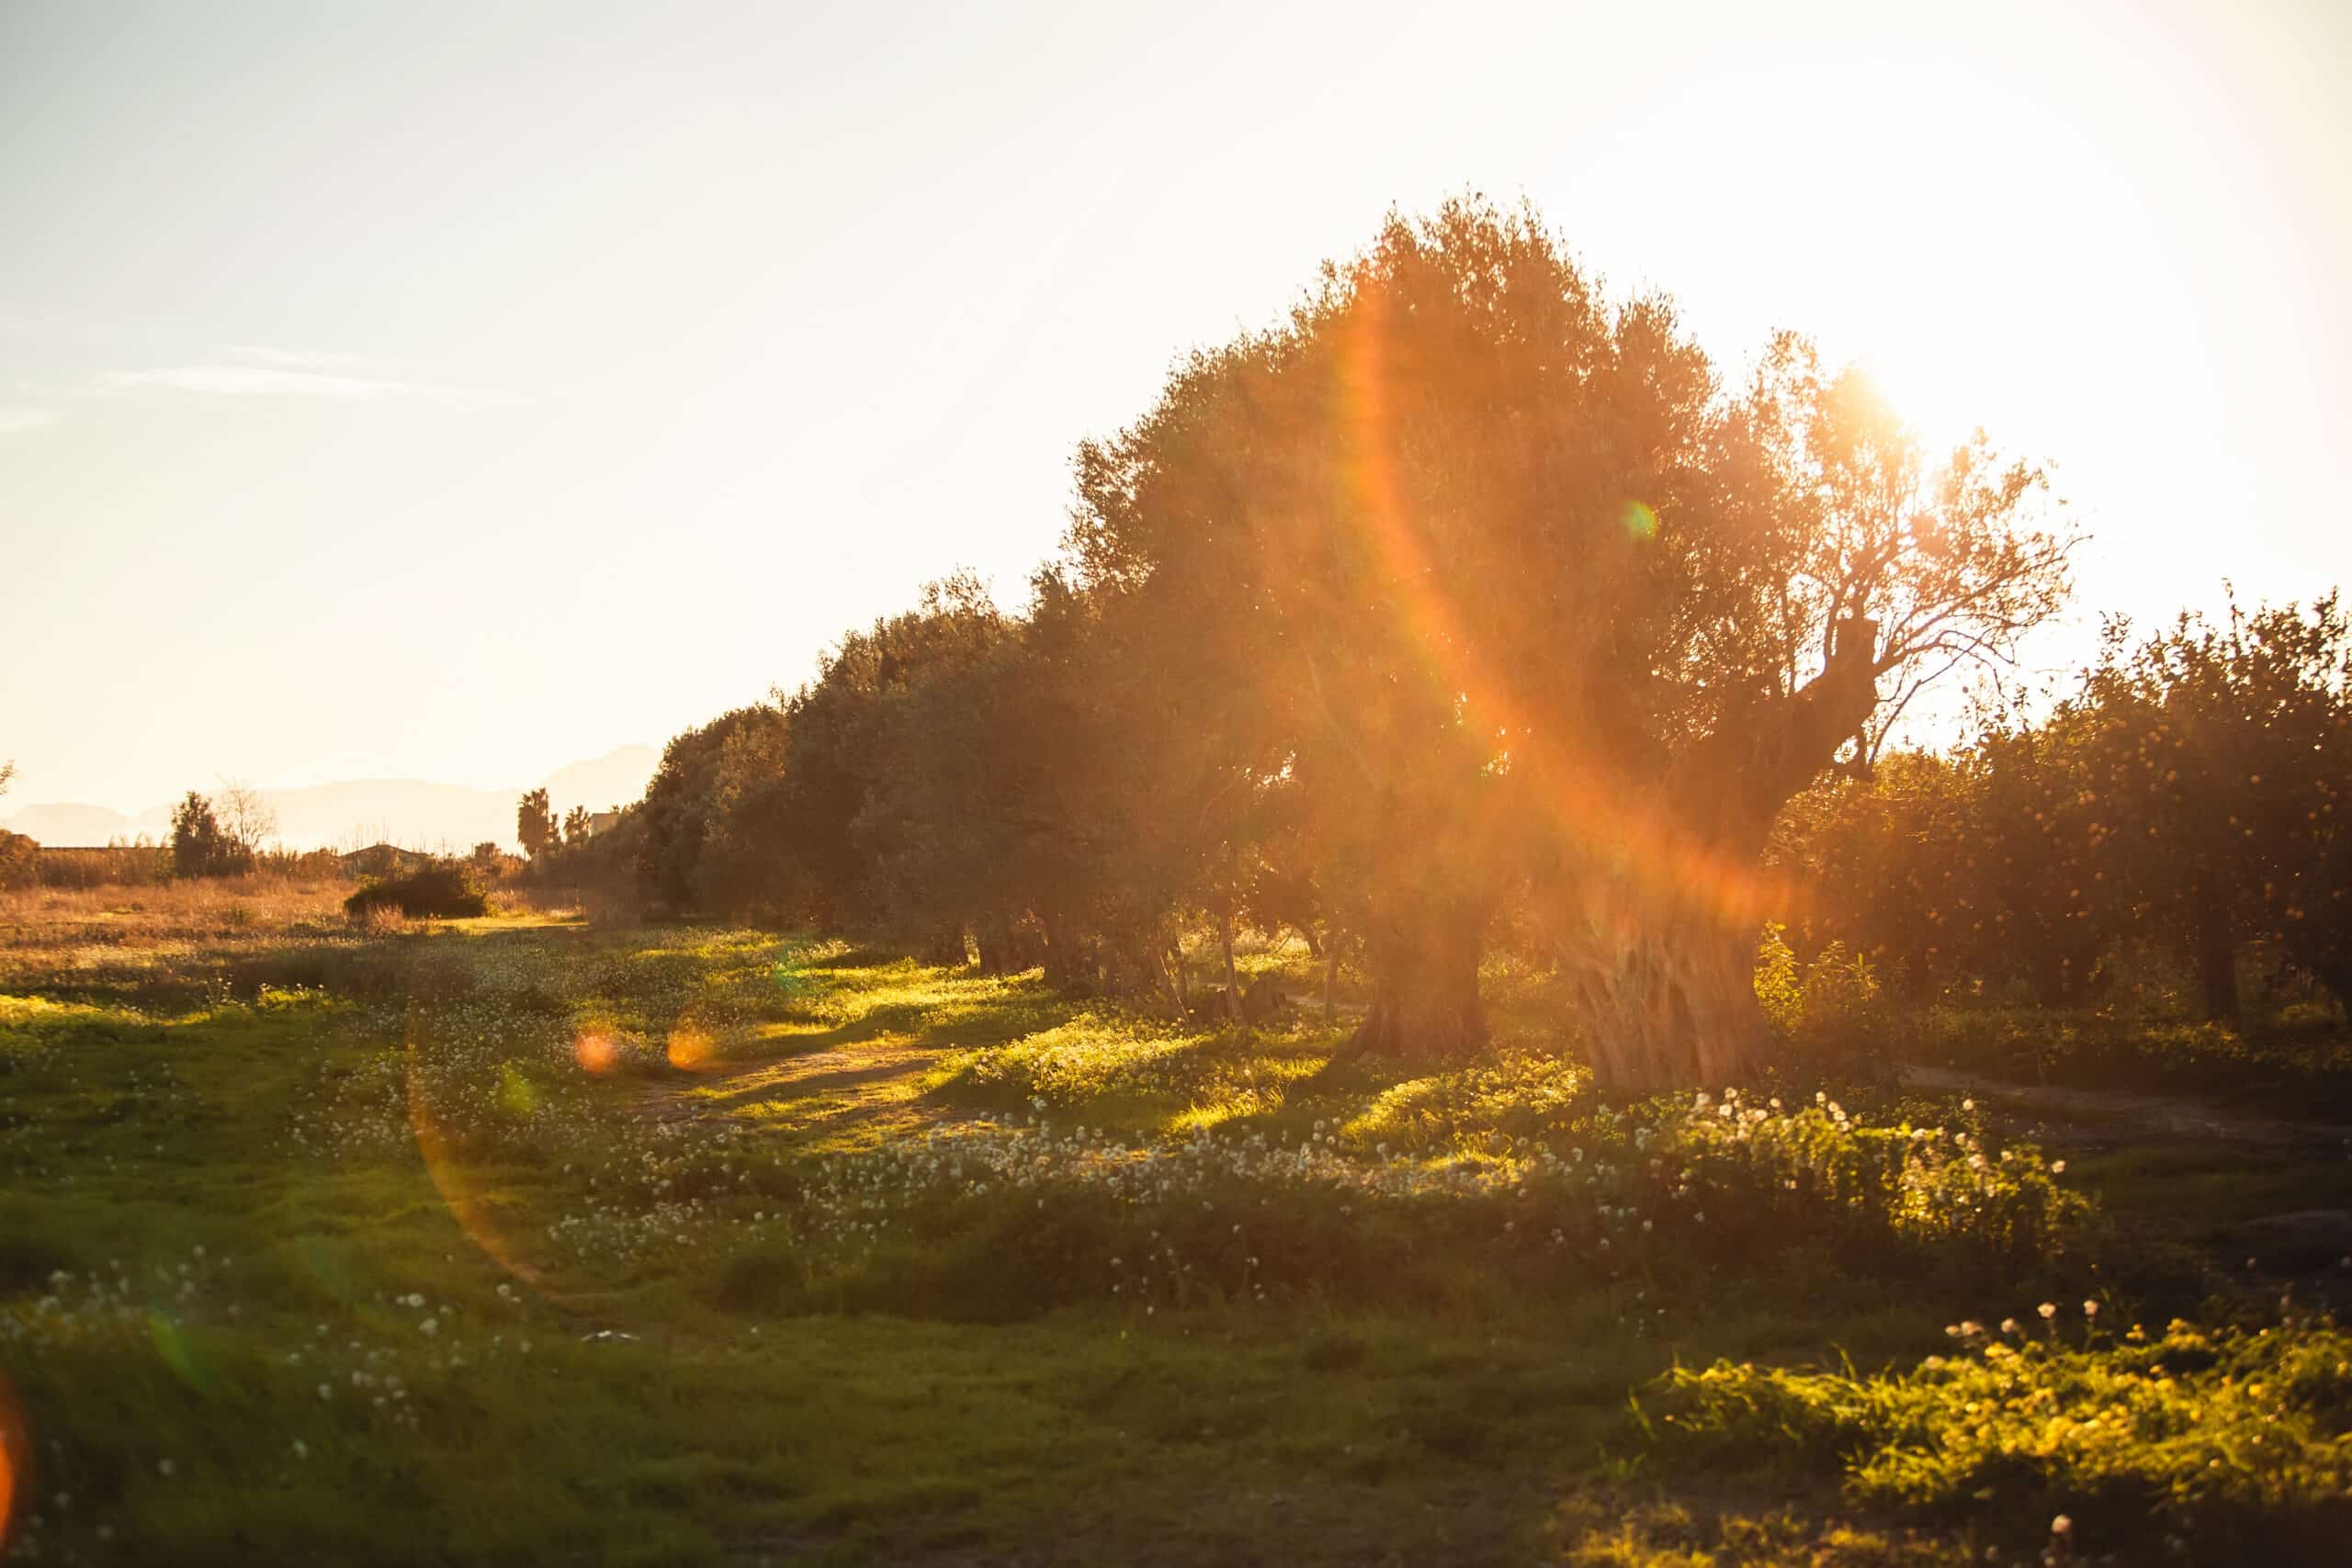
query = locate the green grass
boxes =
[1,902,2344,1562]
[1900,1004,2352,1115]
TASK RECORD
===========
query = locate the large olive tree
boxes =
[1071,197,2071,1086]
[1555,341,2072,1088]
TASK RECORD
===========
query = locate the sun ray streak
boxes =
[1329,276,1799,942]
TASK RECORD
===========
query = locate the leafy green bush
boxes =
[1756,923,1804,1036]
[343,862,491,921]
[1799,942,1885,1052]
[1758,923,1893,1069]
[1640,1316,2352,1562]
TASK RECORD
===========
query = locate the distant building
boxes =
[586,810,623,836]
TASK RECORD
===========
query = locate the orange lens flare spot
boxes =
[0,1375,26,1555]
[573,1032,619,1076]
[665,1025,717,1072]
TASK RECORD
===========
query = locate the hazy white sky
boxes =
[4,0,2346,811]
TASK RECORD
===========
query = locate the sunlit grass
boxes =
[1551,1495,1974,1567]
[0,903,2341,1562]
[1640,1316,2352,1561]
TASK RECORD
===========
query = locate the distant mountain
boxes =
[223,779,517,854]
[1,745,661,852]
[0,801,145,846]
[540,744,661,817]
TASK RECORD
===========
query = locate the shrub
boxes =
[347,902,411,937]
[1756,923,1804,1036]
[1639,1315,2352,1563]
[1758,924,1893,1067]
[1797,941,1887,1060]
[344,862,491,921]
[0,827,36,890]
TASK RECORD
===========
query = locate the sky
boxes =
[3,0,2347,813]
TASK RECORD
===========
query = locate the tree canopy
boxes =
[1065,199,2071,1082]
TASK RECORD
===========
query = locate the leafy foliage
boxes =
[634,705,788,913]
[168,791,253,879]
[1776,591,2352,1025]
[1645,1317,2352,1560]
[516,787,556,861]
[343,861,492,919]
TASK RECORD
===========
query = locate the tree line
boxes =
[556,197,2111,1092]
[1773,594,2351,1021]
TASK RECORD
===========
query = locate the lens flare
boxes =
[572,1032,619,1076]
[665,1023,718,1072]
[405,1031,549,1292]
[148,1312,221,1396]
[289,1231,365,1307]
[1329,275,1803,947]
[0,1373,26,1557]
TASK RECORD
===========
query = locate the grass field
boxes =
[3,883,2347,1564]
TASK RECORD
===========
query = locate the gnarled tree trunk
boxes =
[1555,617,1883,1093]
[1348,908,1487,1058]
[1571,897,1779,1092]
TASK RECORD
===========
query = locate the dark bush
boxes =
[344,862,491,920]
[0,828,37,890]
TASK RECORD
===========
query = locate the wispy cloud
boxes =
[94,347,512,411]
[0,406,56,435]
[224,344,413,374]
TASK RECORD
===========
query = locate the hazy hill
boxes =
[1,744,658,852]
[0,802,144,846]
[540,745,664,820]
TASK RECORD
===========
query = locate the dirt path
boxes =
[1901,1064,2352,1306]
[1897,1063,2352,1155]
